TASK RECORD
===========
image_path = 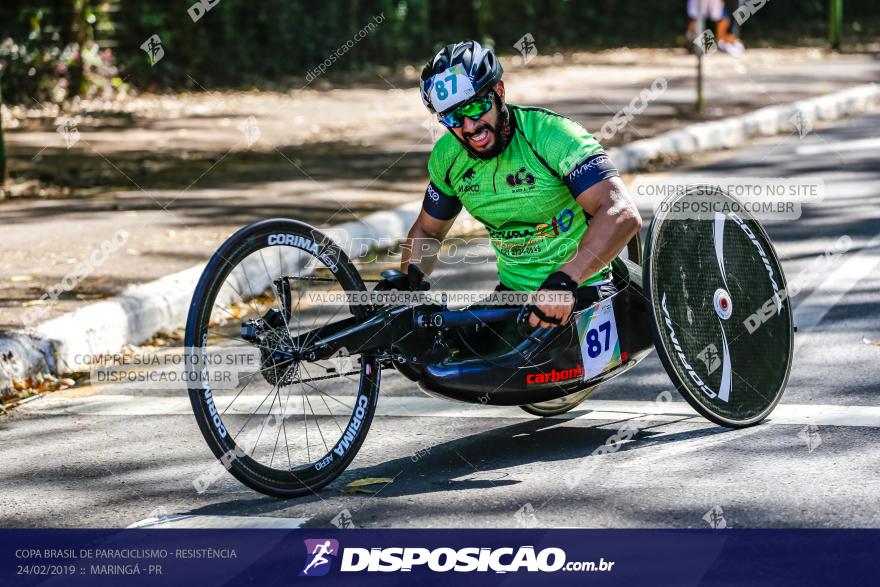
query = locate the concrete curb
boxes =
[0,206,484,394]
[606,83,880,172]
[2,82,878,396]
[0,331,56,394]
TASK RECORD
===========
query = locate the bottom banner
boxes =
[1,528,876,585]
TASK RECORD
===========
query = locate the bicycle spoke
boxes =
[303,390,329,453]
[301,363,347,435]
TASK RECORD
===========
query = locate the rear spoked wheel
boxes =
[185,219,380,498]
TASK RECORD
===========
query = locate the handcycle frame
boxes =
[285,255,654,407]
[186,187,794,497]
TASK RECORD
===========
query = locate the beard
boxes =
[459,97,511,160]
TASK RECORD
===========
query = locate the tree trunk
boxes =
[67,0,91,97]
[829,0,843,51]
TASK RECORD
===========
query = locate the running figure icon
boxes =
[300,540,337,576]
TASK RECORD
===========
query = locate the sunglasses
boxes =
[439,92,495,128]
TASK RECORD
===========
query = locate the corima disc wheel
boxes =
[184,219,380,497]
[643,186,794,428]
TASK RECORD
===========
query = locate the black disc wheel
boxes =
[185,219,380,498]
[643,187,794,428]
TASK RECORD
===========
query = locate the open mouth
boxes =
[466,127,492,149]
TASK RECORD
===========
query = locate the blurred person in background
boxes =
[686,0,745,54]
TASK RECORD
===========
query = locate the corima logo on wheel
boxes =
[331,395,369,458]
[267,234,339,273]
[204,388,227,437]
[660,293,731,403]
[728,213,783,315]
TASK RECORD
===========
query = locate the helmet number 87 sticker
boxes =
[576,299,622,380]
[429,65,475,113]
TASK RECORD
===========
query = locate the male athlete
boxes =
[395,40,641,329]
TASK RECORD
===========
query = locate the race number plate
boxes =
[575,299,622,381]
[428,65,476,113]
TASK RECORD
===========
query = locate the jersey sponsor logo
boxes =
[507,243,543,257]
[458,167,480,193]
[506,166,536,188]
[486,208,575,241]
[526,364,584,385]
[426,183,442,202]
[567,153,611,183]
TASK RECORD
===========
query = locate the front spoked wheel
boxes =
[185,219,380,498]
[520,386,598,417]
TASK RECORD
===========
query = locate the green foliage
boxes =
[0,0,878,103]
[0,3,126,104]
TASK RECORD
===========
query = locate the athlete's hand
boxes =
[374,264,430,292]
[528,271,579,329]
[529,291,576,328]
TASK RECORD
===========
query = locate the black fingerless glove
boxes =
[407,264,430,291]
[539,271,579,296]
[530,271,578,325]
[374,265,430,292]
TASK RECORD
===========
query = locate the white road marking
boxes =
[26,394,880,428]
[796,137,880,155]
[128,515,309,529]
[612,424,767,468]
[792,230,880,355]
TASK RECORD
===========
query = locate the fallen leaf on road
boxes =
[10,275,35,282]
[22,299,48,307]
[341,477,394,494]
[346,477,394,488]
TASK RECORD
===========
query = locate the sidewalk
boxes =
[1,48,879,396]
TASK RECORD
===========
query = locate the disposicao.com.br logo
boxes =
[298,539,615,575]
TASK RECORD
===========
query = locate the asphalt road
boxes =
[2,111,879,530]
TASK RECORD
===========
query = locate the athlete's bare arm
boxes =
[400,209,458,275]
[529,176,641,328]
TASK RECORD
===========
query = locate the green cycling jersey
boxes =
[425,104,618,291]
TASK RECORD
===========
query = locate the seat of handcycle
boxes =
[416,258,641,406]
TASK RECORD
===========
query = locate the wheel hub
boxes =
[242,308,300,387]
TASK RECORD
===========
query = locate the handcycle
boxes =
[184,187,794,498]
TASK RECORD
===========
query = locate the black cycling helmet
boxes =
[420,40,503,116]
